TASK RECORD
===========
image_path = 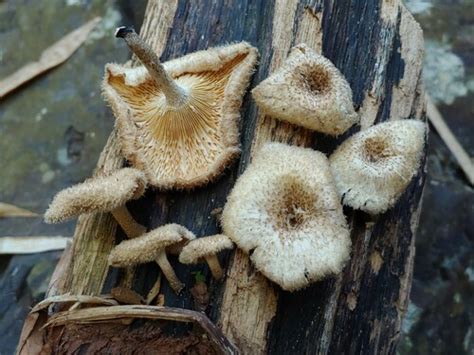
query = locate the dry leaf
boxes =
[0,202,38,218]
[0,17,101,99]
[0,236,72,254]
[146,274,161,305]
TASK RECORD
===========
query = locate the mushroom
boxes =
[44,168,147,238]
[109,223,195,293]
[102,27,259,189]
[179,234,234,280]
[221,142,351,291]
[252,43,358,136]
[329,119,426,215]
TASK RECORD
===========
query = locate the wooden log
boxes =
[32,0,427,354]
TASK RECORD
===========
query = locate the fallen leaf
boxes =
[0,236,72,254]
[0,202,38,218]
[0,17,101,99]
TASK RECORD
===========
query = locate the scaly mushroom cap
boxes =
[103,42,259,189]
[109,223,195,267]
[329,119,426,215]
[44,168,147,223]
[221,143,351,291]
[179,234,234,264]
[252,43,358,135]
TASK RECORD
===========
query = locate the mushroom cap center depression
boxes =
[297,64,331,95]
[267,175,318,232]
[363,136,393,162]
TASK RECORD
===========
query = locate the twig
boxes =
[427,95,474,185]
[0,236,72,254]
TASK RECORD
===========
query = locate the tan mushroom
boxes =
[44,168,146,238]
[179,234,234,280]
[329,119,426,215]
[252,43,358,136]
[102,27,259,189]
[109,223,195,293]
[221,142,351,291]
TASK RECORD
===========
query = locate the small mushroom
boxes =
[221,143,351,291]
[109,223,195,293]
[179,234,234,280]
[102,27,259,189]
[252,43,358,135]
[329,119,426,214]
[44,168,147,238]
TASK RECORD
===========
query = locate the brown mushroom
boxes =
[330,119,426,214]
[44,168,147,238]
[179,234,234,280]
[252,43,358,136]
[109,223,195,293]
[102,27,259,189]
[221,143,351,291]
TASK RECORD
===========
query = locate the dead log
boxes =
[21,0,427,353]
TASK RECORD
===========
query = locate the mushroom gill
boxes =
[103,29,259,189]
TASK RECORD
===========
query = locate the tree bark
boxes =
[37,0,426,354]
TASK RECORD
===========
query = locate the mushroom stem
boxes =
[111,206,146,239]
[204,255,224,280]
[115,26,188,108]
[155,251,184,294]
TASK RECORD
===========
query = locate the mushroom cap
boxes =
[252,43,358,136]
[329,119,426,215]
[221,143,351,291]
[44,168,147,223]
[109,223,195,267]
[179,234,234,264]
[103,42,259,189]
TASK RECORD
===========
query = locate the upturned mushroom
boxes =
[252,43,358,136]
[329,119,426,215]
[102,27,259,189]
[221,142,351,291]
[44,168,147,238]
[179,234,234,280]
[109,223,195,293]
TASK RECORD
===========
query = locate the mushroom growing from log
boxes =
[102,27,259,189]
[44,168,147,238]
[221,142,351,291]
[252,43,358,136]
[179,234,234,280]
[109,223,195,293]
[329,119,426,215]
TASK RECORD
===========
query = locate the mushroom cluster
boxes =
[45,32,426,298]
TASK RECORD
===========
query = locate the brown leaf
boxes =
[0,202,38,218]
[0,17,101,99]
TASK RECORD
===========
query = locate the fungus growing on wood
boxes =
[179,234,234,280]
[252,43,358,135]
[102,27,259,189]
[329,119,426,215]
[109,224,195,293]
[44,168,147,238]
[221,142,351,291]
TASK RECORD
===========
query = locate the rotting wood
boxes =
[22,0,429,354]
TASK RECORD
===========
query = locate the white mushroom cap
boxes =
[179,234,234,264]
[252,43,358,136]
[44,168,147,223]
[329,119,426,215]
[221,143,351,291]
[109,223,195,267]
[103,41,259,189]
